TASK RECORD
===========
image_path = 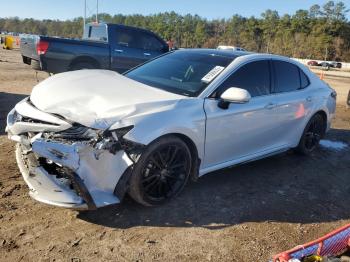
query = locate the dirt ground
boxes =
[0,48,349,262]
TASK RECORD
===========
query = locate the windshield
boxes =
[125,51,235,97]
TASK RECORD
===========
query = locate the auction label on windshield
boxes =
[201,66,225,83]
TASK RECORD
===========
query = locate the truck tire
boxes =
[70,62,95,71]
[31,60,41,70]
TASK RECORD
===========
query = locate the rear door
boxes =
[111,28,166,73]
[270,60,313,146]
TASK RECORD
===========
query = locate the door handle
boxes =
[265,102,276,110]
[306,96,312,102]
[114,49,124,53]
[144,52,151,56]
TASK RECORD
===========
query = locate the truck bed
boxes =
[39,36,111,74]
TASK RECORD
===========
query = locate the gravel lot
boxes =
[0,48,349,262]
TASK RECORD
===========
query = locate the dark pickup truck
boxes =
[20,23,169,74]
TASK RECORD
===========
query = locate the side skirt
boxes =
[198,145,291,177]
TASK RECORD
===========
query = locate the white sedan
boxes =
[6,49,336,209]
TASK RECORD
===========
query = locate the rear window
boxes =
[83,25,108,42]
[300,69,310,88]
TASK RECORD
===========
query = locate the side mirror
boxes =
[218,87,251,109]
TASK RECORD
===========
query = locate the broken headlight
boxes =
[92,126,134,159]
[112,125,134,140]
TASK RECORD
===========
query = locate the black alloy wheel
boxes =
[129,136,192,206]
[296,114,325,154]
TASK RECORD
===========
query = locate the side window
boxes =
[141,34,164,51]
[300,69,310,89]
[116,28,142,49]
[273,61,301,93]
[116,29,164,51]
[217,60,270,97]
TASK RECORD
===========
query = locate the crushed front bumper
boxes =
[15,144,89,209]
[7,99,133,210]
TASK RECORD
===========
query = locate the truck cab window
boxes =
[86,25,108,42]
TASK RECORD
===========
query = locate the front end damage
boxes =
[6,98,141,210]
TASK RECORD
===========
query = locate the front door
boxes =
[203,60,283,169]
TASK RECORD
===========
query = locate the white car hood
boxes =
[30,70,184,129]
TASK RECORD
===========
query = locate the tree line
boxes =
[1,1,350,61]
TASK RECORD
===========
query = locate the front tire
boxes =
[128,136,192,206]
[296,114,326,155]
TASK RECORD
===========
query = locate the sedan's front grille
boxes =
[53,125,89,140]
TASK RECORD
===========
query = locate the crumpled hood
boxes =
[30,70,184,129]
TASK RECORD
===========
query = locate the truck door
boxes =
[111,28,166,73]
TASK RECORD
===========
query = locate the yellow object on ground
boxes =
[2,36,15,50]
[303,255,323,262]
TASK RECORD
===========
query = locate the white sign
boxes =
[201,66,225,83]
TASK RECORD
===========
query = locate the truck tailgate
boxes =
[20,34,40,60]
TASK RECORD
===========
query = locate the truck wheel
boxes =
[70,62,95,71]
[128,136,192,206]
[31,60,41,70]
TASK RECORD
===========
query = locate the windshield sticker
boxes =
[201,66,225,83]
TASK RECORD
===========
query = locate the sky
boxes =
[1,0,350,20]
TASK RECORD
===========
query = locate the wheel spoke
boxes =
[149,157,162,170]
[314,133,321,141]
[144,177,159,191]
[142,174,158,183]
[156,151,166,167]
[165,146,173,162]
[168,146,179,165]
[165,174,183,181]
[169,162,184,170]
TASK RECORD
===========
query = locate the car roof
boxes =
[175,48,250,59]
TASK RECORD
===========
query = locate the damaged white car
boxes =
[6,49,336,210]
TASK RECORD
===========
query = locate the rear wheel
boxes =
[128,136,192,206]
[296,114,325,155]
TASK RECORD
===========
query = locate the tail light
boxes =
[36,40,49,55]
